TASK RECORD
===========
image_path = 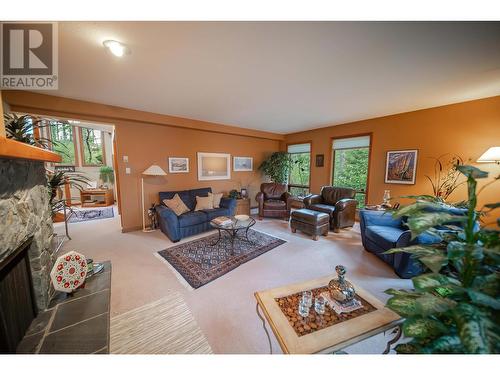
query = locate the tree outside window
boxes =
[333,148,369,208]
[289,152,310,196]
[50,121,77,165]
[80,128,105,166]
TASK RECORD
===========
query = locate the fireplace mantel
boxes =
[0,137,61,162]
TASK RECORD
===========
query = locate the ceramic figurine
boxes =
[328,265,355,303]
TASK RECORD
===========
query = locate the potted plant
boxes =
[384,165,499,354]
[4,113,51,148]
[47,170,90,222]
[99,166,114,188]
[258,151,292,184]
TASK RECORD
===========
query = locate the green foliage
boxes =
[384,165,500,354]
[49,120,76,164]
[228,189,240,199]
[333,148,369,207]
[99,166,114,184]
[425,154,465,201]
[47,170,90,215]
[258,152,292,184]
[4,113,51,148]
[289,153,310,186]
[81,127,104,165]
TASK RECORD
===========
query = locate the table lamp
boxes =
[141,164,167,232]
[477,147,500,165]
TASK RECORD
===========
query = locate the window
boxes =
[49,120,77,165]
[332,135,371,208]
[287,143,311,197]
[80,127,105,166]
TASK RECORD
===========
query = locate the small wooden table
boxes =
[254,275,402,354]
[235,198,251,215]
[80,188,114,207]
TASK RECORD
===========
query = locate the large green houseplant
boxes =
[258,151,292,184]
[384,165,499,354]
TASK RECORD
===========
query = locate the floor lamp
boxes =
[142,164,167,232]
[477,147,500,165]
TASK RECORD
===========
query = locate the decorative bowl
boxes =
[234,214,250,221]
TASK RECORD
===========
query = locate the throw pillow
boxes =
[163,194,190,216]
[195,195,214,211]
[209,192,223,208]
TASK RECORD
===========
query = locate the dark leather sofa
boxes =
[156,187,236,242]
[303,186,358,232]
[255,183,291,220]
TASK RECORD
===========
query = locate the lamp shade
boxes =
[142,164,167,176]
[477,147,500,163]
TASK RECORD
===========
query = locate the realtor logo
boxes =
[1,22,58,89]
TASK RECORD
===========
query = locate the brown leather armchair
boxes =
[303,186,357,232]
[256,183,291,220]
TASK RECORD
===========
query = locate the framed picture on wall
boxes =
[315,154,324,167]
[197,152,231,180]
[385,149,418,184]
[168,157,189,173]
[233,156,253,171]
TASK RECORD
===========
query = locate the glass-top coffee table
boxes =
[210,216,256,255]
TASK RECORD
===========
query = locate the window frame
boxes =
[78,126,107,167]
[330,133,373,206]
[286,141,312,196]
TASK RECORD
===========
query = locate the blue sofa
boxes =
[359,206,468,279]
[156,187,237,242]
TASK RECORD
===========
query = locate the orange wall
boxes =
[283,96,500,225]
[4,91,499,230]
[3,91,281,231]
[115,122,279,230]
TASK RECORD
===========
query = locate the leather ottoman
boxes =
[290,209,329,240]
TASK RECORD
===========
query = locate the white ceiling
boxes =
[45,22,500,134]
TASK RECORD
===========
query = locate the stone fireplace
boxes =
[0,158,56,314]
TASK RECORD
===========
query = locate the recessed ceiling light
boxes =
[103,40,130,57]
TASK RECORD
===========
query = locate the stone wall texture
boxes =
[0,158,55,310]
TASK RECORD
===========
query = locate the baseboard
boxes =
[121,225,142,233]
[250,207,258,215]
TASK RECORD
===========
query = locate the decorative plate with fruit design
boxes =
[50,251,87,292]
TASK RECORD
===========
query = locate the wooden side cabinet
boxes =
[235,198,251,216]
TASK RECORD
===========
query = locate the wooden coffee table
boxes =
[254,275,402,354]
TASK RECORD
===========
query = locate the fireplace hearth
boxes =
[0,237,37,353]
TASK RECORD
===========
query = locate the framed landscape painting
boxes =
[385,149,418,184]
[168,157,189,173]
[233,156,253,171]
[197,152,231,180]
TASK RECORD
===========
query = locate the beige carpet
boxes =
[54,209,412,354]
[110,292,212,354]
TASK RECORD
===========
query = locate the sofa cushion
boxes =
[202,207,229,221]
[209,192,223,208]
[195,195,214,211]
[188,188,212,210]
[264,199,286,210]
[365,225,405,251]
[178,211,208,228]
[414,231,442,245]
[163,194,190,216]
[308,204,335,218]
[160,190,192,210]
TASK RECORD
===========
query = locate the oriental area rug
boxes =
[156,229,286,289]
